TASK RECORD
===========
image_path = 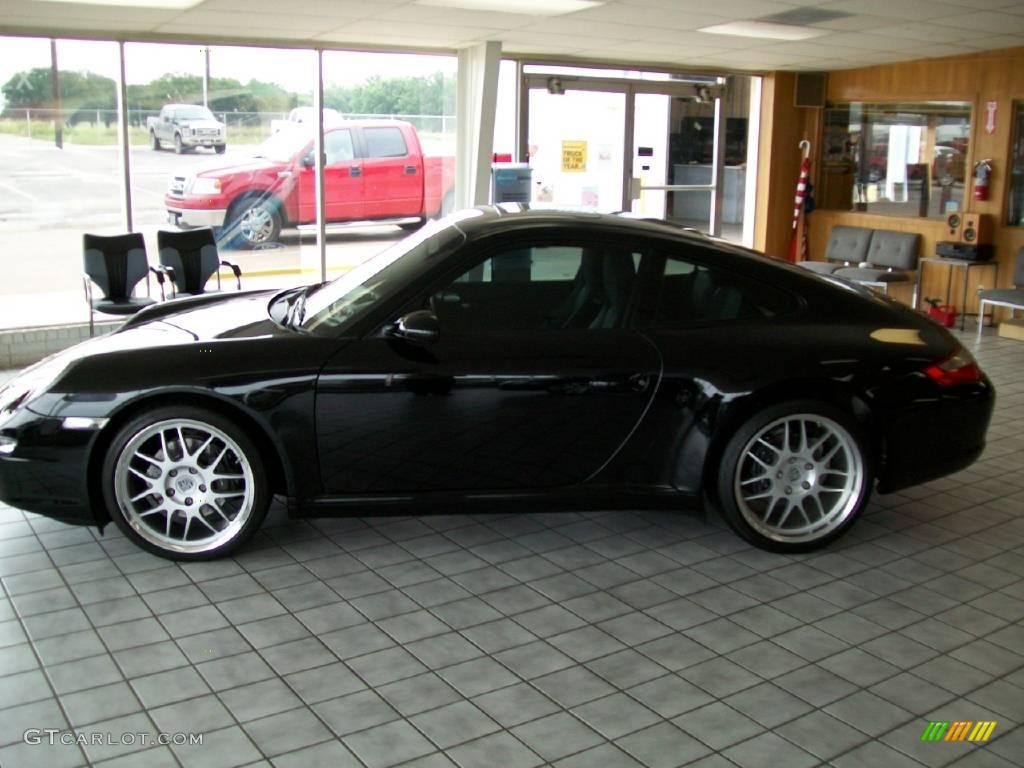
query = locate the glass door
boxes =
[525,86,626,212]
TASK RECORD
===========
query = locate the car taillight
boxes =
[924,350,982,387]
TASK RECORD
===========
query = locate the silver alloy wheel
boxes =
[113,418,256,554]
[239,203,275,244]
[733,413,864,544]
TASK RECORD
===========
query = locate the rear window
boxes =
[652,252,798,328]
[364,127,408,158]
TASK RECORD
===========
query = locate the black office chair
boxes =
[157,228,242,299]
[82,232,162,336]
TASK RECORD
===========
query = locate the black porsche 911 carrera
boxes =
[0,207,994,559]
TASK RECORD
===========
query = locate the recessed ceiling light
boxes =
[414,0,603,16]
[32,0,202,8]
[698,21,827,41]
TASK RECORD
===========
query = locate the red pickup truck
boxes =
[165,120,455,248]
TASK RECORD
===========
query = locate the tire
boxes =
[174,133,184,154]
[431,190,455,220]
[102,406,270,560]
[223,194,282,249]
[150,131,161,151]
[714,400,873,553]
[215,144,227,155]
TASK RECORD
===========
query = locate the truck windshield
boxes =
[252,129,312,163]
[176,107,215,120]
[300,212,481,334]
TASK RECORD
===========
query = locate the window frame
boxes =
[403,232,649,336]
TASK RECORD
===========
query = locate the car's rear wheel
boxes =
[715,401,872,552]
[150,131,160,151]
[102,406,270,560]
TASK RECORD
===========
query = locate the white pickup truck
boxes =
[148,104,227,154]
[270,106,343,134]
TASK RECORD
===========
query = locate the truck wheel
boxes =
[713,401,872,553]
[432,190,455,220]
[215,144,227,155]
[224,195,282,249]
[174,134,184,154]
[399,219,425,232]
[150,131,161,151]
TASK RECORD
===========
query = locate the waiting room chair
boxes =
[82,232,162,336]
[977,247,1024,340]
[157,228,242,300]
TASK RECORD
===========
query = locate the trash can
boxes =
[491,163,532,205]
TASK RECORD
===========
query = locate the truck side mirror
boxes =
[301,153,315,168]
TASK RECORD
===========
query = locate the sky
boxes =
[0,36,456,95]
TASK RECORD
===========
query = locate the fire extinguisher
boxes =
[974,159,992,202]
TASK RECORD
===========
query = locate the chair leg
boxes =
[977,300,987,342]
[88,308,94,338]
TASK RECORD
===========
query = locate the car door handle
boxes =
[349,166,362,177]
[404,165,418,175]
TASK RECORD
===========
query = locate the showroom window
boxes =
[437,244,639,333]
[0,37,123,330]
[0,39,458,330]
[819,101,971,219]
[650,253,797,327]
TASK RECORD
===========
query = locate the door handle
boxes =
[404,165,418,175]
[349,166,362,177]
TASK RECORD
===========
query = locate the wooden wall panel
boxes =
[763,47,1024,319]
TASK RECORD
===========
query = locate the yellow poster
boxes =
[561,140,587,173]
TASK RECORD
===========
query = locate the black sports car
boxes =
[0,208,994,560]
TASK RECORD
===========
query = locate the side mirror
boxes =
[391,310,439,344]
[301,153,315,168]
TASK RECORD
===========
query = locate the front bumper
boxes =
[166,205,227,229]
[0,410,99,527]
[181,135,225,148]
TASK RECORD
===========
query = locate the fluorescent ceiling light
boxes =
[698,21,827,41]
[32,0,201,8]
[415,0,603,16]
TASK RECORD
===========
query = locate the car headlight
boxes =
[188,177,222,195]
[0,356,69,417]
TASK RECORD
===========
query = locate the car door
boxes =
[358,126,421,218]
[297,128,364,223]
[314,237,662,495]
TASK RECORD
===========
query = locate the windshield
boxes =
[176,106,215,120]
[300,212,481,334]
[252,129,312,163]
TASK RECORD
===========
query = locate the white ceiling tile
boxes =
[811,15,897,32]
[930,10,1024,32]
[620,0,797,15]
[319,19,503,40]
[818,0,967,21]
[366,4,534,29]
[942,0,1024,8]
[512,18,652,40]
[871,24,978,43]
[569,5,729,31]
[499,28,622,46]
[645,29,768,48]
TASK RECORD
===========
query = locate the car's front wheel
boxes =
[215,144,227,155]
[715,401,872,552]
[150,131,160,151]
[174,133,184,154]
[223,195,282,249]
[102,406,270,560]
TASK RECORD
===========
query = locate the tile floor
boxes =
[1,329,1023,768]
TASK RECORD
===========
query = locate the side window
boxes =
[364,127,408,158]
[653,253,795,328]
[325,130,354,166]
[432,244,637,334]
